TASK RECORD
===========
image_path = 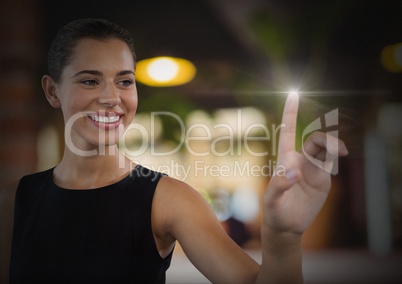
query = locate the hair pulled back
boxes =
[48,18,136,83]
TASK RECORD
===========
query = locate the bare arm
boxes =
[153,176,259,283]
[153,93,348,283]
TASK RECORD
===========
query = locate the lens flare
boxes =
[289,90,299,97]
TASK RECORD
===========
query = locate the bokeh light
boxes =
[136,56,196,86]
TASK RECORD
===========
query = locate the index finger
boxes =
[277,92,300,158]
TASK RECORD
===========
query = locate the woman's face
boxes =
[54,38,138,152]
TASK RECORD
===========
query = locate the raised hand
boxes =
[263,93,348,235]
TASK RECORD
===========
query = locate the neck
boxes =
[53,145,135,189]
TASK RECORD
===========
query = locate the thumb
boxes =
[266,168,300,200]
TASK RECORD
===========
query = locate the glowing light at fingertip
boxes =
[289,90,299,97]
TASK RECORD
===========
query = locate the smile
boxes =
[88,114,121,123]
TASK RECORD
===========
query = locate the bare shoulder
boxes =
[152,176,214,234]
[152,175,223,251]
[151,175,222,243]
[156,176,209,208]
[151,175,215,257]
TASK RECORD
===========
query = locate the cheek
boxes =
[126,93,139,113]
[120,93,138,127]
[58,86,84,111]
[58,91,90,126]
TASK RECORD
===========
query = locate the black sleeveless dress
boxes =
[10,165,173,283]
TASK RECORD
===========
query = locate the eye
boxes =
[118,80,134,87]
[81,79,98,86]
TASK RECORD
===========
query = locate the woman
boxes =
[1,18,348,283]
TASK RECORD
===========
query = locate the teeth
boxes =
[89,115,120,123]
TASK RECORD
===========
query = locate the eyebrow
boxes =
[116,70,135,76]
[71,69,134,78]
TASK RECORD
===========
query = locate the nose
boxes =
[98,83,121,106]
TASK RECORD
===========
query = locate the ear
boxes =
[42,75,61,108]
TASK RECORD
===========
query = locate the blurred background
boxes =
[1,0,402,283]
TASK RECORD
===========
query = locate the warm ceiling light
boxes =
[147,58,179,82]
[381,43,402,72]
[135,56,196,87]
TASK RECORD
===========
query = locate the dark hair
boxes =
[48,18,136,83]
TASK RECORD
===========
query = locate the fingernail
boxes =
[286,169,297,182]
